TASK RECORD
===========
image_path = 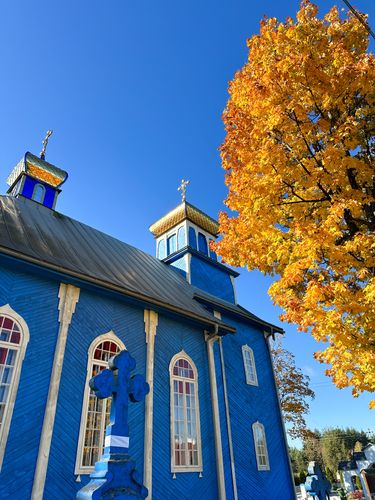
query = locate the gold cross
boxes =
[40,130,53,160]
[178,179,190,202]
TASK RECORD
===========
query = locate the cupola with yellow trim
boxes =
[149,182,239,304]
[7,149,68,210]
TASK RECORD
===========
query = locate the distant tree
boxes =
[299,470,307,485]
[321,429,350,475]
[341,427,371,453]
[303,430,323,465]
[271,339,315,438]
[215,0,375,406]
[289,446,307,477]
[303,427,372,474]
[325,467,335,484]
[355,475,362,491]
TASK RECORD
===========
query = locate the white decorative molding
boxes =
[143,309,158,499]
[0,304,30,471]
[31,283,80,500]
[213,310,222,320]
[186,253,192,284]
[75,331,125,475]
[230,275,237,304]
[205,335,226,500]
[144,309,158,345]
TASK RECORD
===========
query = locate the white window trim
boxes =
[242,344,258,386]
[74,331,125,475]
[169,351,203,473]
[252,421,270,471]
[0,304,30,471]
[156,222,188,258]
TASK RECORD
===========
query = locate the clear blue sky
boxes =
[1,0,374,444]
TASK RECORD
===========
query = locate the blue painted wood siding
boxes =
[21,176,57,209]
[190,255,235,303]
[220,314,295,499]
[0,265,60,499]
[153,315,219,500]
[170,255,187,279]
[0,259,294,500]
[214,341,235,499]
[44,288,146,499]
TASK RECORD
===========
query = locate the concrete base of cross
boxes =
[77,452,148,499]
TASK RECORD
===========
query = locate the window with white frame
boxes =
[75,334,125,474]
[177,226,186,250]
[32,183,46,204]
[252,422,270,470]
[170,352,202,472]
[242,345,258,386]
[0,305,29,471]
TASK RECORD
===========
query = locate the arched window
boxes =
[157,239,166,259]
[177,226,186,250]
[75,333,125,474]
[0,305,29,470]
[198,233,208,255]
[32,183,46,204]
[167,234,177,255]
[252,422,270,470]
[209,239,217,261]
[242,345,258,386]
[170,352,202,473]
[188,227,197,249]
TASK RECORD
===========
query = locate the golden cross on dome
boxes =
[40,130,53,160]
[178,179,190,202]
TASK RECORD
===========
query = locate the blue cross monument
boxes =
[77,350,150,499]
[304,461,331,500]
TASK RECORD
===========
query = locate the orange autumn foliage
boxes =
[215,1,375,407]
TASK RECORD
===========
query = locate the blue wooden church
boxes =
[0,146,295,499]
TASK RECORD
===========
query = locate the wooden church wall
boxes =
[221,314,295,499]
[213,341,235,499]
[0,263,61,498]
[190,255,235,303]
[44,287,146,498]
[153,314,219,500]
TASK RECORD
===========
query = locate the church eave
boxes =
[0,245,235,335]
[193,291,284,334]
[163,246,240,277]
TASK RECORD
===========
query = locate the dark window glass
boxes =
[189,227,197,249]
[198,233,208,255]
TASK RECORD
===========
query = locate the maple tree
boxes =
[215,1,375,406]
[271,339,315,439]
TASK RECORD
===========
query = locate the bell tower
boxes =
[149,181,238,303]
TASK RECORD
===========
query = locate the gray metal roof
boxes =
[0,195,234,332]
